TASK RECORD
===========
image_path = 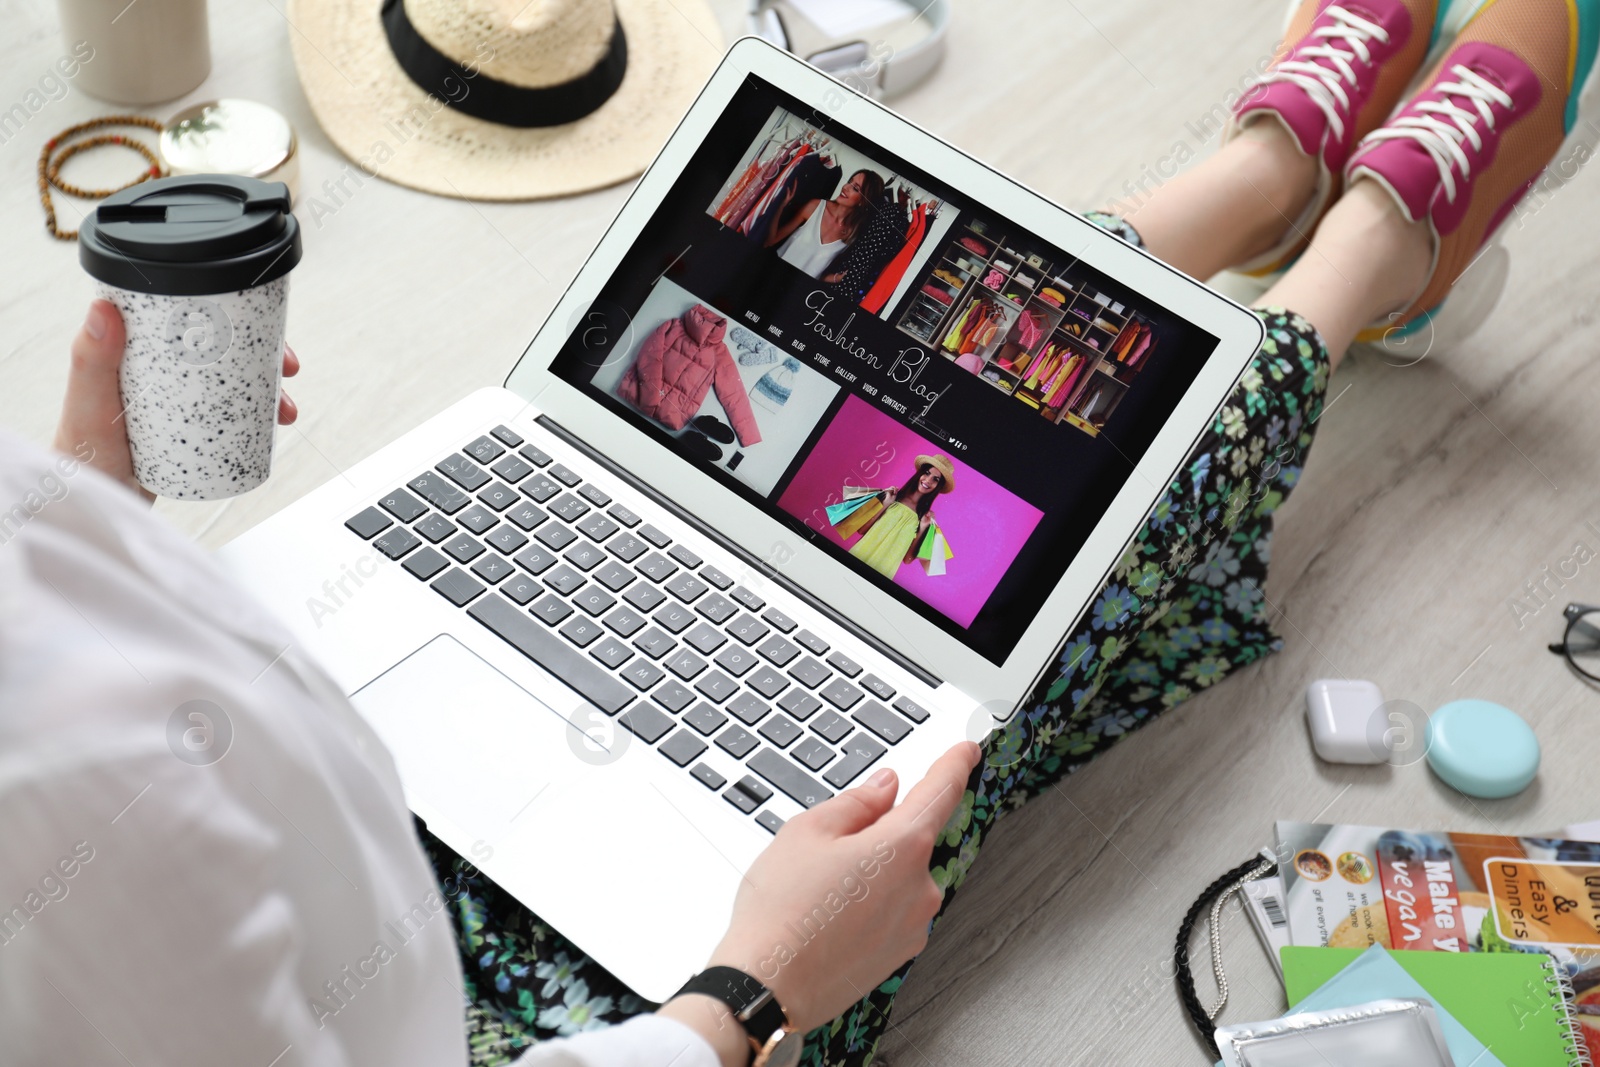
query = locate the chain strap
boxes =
[39,115,166,241]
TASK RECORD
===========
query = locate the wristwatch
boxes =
[673,966,803,1067]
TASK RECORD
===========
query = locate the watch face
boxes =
[759,1030,805,1067]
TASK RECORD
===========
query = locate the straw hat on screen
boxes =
[286,0,723,200]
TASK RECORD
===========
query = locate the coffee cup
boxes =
[79,175,302,500]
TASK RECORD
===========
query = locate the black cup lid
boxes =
[79,174,302,296]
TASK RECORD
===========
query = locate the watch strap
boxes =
[674,966,789,1047]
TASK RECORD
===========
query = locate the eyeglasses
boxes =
[1548,602,1600,682]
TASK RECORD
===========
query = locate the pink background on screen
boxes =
[775,395,1044,628]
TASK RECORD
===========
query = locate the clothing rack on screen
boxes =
[714,116,839,238]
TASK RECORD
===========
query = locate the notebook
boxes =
[1282,945,1590,1067]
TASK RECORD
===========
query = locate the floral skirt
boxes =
[421,213,1332,1066]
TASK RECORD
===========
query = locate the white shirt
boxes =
[776,203,848,278]
[0,431,717,1067]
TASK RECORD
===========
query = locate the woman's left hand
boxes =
[822,271,845,284]
[54,299,300,502]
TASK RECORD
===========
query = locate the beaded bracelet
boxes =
[39,115,166,241]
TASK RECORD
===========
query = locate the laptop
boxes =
[218,36,1264,1002]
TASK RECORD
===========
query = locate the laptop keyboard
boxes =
[343,423,932,834]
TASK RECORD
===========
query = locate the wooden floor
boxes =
[5,1,1600,1062]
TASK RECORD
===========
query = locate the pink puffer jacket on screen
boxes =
[616,304,763,446]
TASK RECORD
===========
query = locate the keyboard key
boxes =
[602,607,647,638]
[563,541,605,571]
[578,483,611,507]
[668,544,702,569]
[756,635,800,667]
[665,573,708,603]
[652,604,696,634]
[514,545,558,575]
[694,670,738,703]
[550,492,590,521]
[505,502,547,531]
[517,443,552,467]
[746,666,789,700]
[716,646,759,678]
[491,454,534,484]
[823,734,888,789]
[631,627,677,660]
[778,690,823,721]
[471,554,515,584]
[618,704,674,744]
[437,453,491,491]
[652,680,696,713]
[345,506,392,539]
[456,505,498,536]
[380,487,429,522]
[403,546,449,580]
[723,783,760,814]
[659,729,707,767]
[415,513,457,544]
[576,513,618,542]
[521,473,562,503]
[696,592,738,625]
[791,737,836,772]
[730,586,765,612]
[635,552,678,583]
[531,594,573,625]
[851,701,911,744]
[547,463,582,487]
[500,574,540,605]
[589,637,633,669]
[755,810,786,835]
[593,560,635,592]
[464,434,505,463]
[787,657,830,689]
[406,474,468,515]
[490,424,524,447]
[373,527,421,560]
[432,568,485,607]
[442,534,485,564]
[607,503,640,527]
[749,749,832,809]
[684,623,727,656]
[665,648,707,680]
[728,614,770,646]
[624,583,667,612]
[810,710,854,744]
[683,702,727,736]
[542,564,586,596]
[820,678,864,711]
[759,714,802,749]
[560,616,604,648]
[608,533,648,563]
[690,762,726,790]
[862,675,897,702]
[477,482,519,511]
[638,523,671,548]
[698,565,733,590]
[573,585,617,617]
[486,524,529,555]
[621,659,664,691]
[826,651,862,678]
[715,725,759,759]
[761,608,797,633]
[794,629,829,656]
[726,692,770,726]
[736,777,772,804]
[535,523,578,550]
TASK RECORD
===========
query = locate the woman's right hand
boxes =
[692,742,980,1036]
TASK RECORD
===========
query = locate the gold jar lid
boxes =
[160,99,299,201]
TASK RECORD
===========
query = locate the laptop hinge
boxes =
[536,414,945,690]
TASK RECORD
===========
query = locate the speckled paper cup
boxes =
[79,175,301,500]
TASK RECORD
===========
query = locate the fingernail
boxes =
[868,768,895,788]
[84,304,106,341]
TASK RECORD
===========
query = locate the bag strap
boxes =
[1174,852,1278,1058]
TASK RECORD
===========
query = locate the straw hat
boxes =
[914,454,956,494]
[286,0,722,200]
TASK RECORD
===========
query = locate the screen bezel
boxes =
[505,36,1264,711]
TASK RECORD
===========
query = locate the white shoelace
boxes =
[1357,64,1516,202]
[1256,5,1392,142]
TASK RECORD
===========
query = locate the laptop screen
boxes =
[548,74,1221,666]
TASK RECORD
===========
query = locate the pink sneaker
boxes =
[1230,0,1443,274]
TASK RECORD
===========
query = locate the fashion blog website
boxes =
[549,75,1220,665]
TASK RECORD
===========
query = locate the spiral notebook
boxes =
[1282,945,1592,1067]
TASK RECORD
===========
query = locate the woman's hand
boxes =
[821,271,846,284]
[53,299,299,502]
[659,741,980,1063]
